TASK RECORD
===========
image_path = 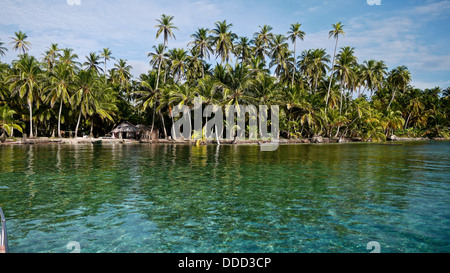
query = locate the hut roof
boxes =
[136,124,152,131]
[111,121,138,133]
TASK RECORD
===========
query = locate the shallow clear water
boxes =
[0,142,449,253]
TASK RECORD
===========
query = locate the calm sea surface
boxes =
[0,142,449,253]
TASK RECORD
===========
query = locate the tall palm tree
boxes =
[234,36,252,65]
[268,34,291,80]
[155,14,178,91]
[71,70,99,137]
[9,31,31,56]
[42,43,60,71]
[386,65,411,111]
[188,28,212,78]
[0,40,8,59]
[44,63,74,137]
[8,54,42,137]
[111,59,132,87]
[309,48,330,94]
[100,48,114,79]
[325,22,345,113]
[83,52,104,75]
[60,48,80,71]
[334,46,357,113]
[253,25,274,62]
[211,20,237,64]
[168,48,189,83]
[287,23,305,86]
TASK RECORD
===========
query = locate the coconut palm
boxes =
[9,31,31,56]
[168,48,189,83]
[287,23,305,86]
[155,14,178,91]
[60,48,80,71]
[211,20,237,64]
[0,104,23,137]
[44,63,74,137]
[308,49,330,94]
[111,59,132,87]
[185,48,204,82]
[325,22,345,113]
[42,43,60,71]
[71,70,100,137]
[188,28,213,78]
[386,65,411,111]
[0,40,8,59]
[234,37,252,65]
[8,54,42,137]
[334,46,358,113]
[83,52,104,75]
[253,25,274,61]
[100,48,114,79]
[269,34,291,80]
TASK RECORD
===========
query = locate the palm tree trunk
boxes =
[28,102,33,137]
[151,107,156,134]
[58,99,63,138]
[405,112,411,130]
[159,109,167,139]
[339,81,344,114]
[326,37,339,114]
[291,41,296,87]
[75,110,82,138]
[90,117,94,138]
[387,89,396,111]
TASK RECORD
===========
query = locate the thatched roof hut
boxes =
[111,121,138,139]
[136,124,159,140]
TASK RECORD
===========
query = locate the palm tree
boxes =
[186,48,204,82]
[309,49,330,94]
[9,31,31,55]
[42,43,61,71]
[71,70,100,137]
[386,65,411,111]
[287,23,305,86]
[268,34,291,80]
[44,63,74,137]
[168,48,189,83]
[100,48,114,79]
[188,28,213,78]
[8,54,42,137]
[325,22,345,113]
[0,40,8,59]
[60,48,80,69]
[334,46,357,113]
[0,104,23,137]
[83,52,104,75]
[211,20,237,64]
[253,25,274,61]
[155,14,178,91]
[234,37,252,65]
[111,59,132,87]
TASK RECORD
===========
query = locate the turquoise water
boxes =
[0,142,449,253]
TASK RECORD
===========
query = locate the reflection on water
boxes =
[0,142,449,253]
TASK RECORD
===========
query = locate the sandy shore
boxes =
[1,136,449,146]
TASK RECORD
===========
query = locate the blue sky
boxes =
[1,0,449,89]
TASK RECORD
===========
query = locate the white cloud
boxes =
[67,0,81,6]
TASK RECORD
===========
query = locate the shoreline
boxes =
[1,136,449,146]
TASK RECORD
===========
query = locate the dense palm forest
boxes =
[0,15,449,142]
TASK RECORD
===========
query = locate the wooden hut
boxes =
[136,124,159,140]
[111,121,138,139]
